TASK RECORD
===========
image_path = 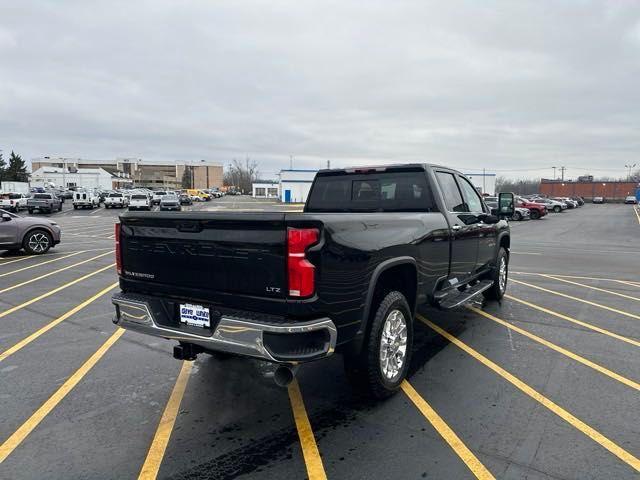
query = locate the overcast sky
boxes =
[1,1,639,179]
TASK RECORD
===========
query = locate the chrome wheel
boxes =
[379,309,407,381]
[27,232,50,253]
[498,256,507,293]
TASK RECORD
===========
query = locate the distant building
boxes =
[463,171,496,195]
[30,157,223,190]
[540,179,640,201]
[252,181,279,198]
[30,167,133,190]
[279,169,317,203]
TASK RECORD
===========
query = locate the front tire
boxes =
[344,290,413,400]
[513,211,522,221]
[483,247,508,301]
[23,229,52,255]
[530,210,540,220]
[553,205,561,213]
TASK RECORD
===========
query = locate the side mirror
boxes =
[2,213,12,221]
[481,214,500,224]
[498,192,515,218]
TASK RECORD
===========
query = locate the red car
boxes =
[516,197,547,219]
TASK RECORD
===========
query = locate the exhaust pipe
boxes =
[273,365,298,387]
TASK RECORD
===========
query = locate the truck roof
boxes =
[317,163,430,175]
[316,163,460,175]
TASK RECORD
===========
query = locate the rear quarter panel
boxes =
[286,212,450,345]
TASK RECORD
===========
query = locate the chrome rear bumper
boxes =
[112,292,337,363]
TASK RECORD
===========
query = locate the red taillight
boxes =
[115,223,122,275]
[287,227,319,297]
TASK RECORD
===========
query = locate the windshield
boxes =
[163,195,178,201]
[131,195,147,200]
[34,194,52,199]
[109,194,123,198]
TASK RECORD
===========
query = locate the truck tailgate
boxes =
[119,212,288,301]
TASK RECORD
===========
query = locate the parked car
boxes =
[151,191,167,205]
[179,194,193,205]
[0,209,61,254]
[159,194,181,211]
[532,197,566,213]
[73,190,100,209]
[112,164,515,399]
[592,196,605,204]
[27,193,62,214]
[515,197,547,219]
[486,200,529,221]
[624,196,637,204]
[553,197,577,209]
[104,193,129,209]
[571,196,584,206]
[129,194,152,211]
[0,193,30,213]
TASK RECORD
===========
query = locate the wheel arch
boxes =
[346,257,418,355]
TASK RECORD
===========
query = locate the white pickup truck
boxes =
[104,193,129,209]
[0,193,29,213]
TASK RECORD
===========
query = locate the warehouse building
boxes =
[30,167,133,190]
[540,179,640,201]
[31,157,223,190]
[279,169,317,203]
[252,181,279,198]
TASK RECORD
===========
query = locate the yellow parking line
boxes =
[0,328,124,463]
[0,255,38,266]
[511,279,640,321]
[512,271,640,285]
[0,282,119,362]
[0,251,113,295]
[467,306,640,391]
[288,379,327,480]
[505,295,640,348]
[416,314,640,473]
[138,361,193,480]
[0,251,84,278]
[541,275,640,303]
[401,381,495,480]
[0,263,115,319]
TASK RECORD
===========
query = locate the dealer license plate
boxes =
[179,303,211,328]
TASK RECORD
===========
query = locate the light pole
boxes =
[552,166,557,180]
[625,164,636,181]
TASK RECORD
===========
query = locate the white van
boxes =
[73,190,100,209]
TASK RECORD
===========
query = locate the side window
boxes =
[435,172,466,212]
[457,176,483,212]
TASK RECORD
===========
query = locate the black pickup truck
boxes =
[112,164,514,398]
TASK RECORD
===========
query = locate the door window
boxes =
[457,176,484,213]
[435,172,466,212]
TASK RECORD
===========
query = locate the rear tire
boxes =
[553,205,561,213]
[28,208,34,214]
[23,229,52,255]
[344,290,413,400]
[483,247,508,301]
[530,210,540,220]
[513,212,522,221]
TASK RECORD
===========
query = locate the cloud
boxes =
[0,0,639,179]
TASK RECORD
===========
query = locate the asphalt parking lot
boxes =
[1,198,639,479]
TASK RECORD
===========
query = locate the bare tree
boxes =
[223,157,260,193]
[495,176,541,195]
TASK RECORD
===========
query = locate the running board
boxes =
[437,280,494,310]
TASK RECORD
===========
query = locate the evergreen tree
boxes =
[181,166,192,188]
[6,151,28,182]
[0,152,6,187]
